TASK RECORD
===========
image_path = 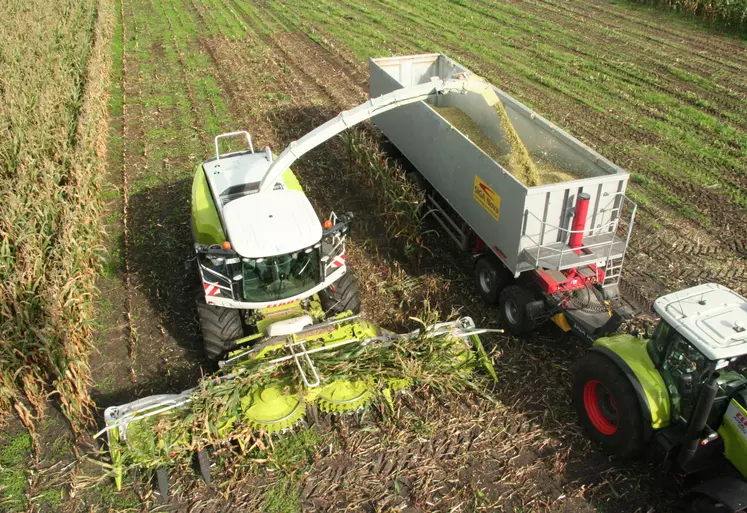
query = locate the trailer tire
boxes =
[319,272,361,315]
[196,298,243,361]
[498,285,535,335]
[573,352,644,458]
[474,257,511,304]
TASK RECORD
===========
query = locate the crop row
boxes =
[0,0,113,433]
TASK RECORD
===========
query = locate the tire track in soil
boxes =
[120,0,147,385]
[535,0,747,72]
[256,0,370,93]
[471,0,747,128]
[220,0,365,109]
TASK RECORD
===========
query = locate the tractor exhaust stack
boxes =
[678,373,719,468]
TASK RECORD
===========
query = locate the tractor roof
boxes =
[654,283,747,361]
[222,189,322,258]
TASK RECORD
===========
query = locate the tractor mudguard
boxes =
[689,476,747,512]
[589,347,654,441]
[591,334,671,436]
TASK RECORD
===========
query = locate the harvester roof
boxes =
[203,151,273,204]
[222,189,322,258]
[654,283,747,361]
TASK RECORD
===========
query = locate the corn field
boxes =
[0,0,113,434]
[345,129,426,263]
[635,0,747,29]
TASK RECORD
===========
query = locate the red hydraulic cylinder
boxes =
[569,192,591,251]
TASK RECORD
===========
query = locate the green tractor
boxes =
[573,283,747,512]
[191,131,359,359]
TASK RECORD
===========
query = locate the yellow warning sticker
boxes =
[473,175,501,221]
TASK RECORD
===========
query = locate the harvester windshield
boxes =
[241,246,320,301]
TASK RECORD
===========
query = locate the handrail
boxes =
[520,194,637,271]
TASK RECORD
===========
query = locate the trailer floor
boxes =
[17,0,745,511]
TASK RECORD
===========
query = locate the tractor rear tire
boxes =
[498,285,535,335]
[196,298,243,361]
[573,352,644,458]
[474,256,511,304]
[319,272,361,316]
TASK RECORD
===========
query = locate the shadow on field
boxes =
[92,177,211,415]
[125,176,204,355]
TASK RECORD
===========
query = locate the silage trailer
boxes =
[369,53,637,343]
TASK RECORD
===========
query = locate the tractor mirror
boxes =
[678,373,694,398]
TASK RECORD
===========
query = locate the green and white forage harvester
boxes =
[100,73,501,497]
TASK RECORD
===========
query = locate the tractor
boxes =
[573,283,747,512]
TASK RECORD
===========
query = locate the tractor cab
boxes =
[648,284,747,427]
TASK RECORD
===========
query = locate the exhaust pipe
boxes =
[678,373,719,468]
[569,192,591,252]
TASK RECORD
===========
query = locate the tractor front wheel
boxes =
[573,352,644,458]
[319,272,361,316]
[498,285,535,335]
[196,297,243,361]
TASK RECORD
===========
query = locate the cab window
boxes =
[661,331,707,421]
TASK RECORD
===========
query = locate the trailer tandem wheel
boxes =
[473,256,511,305]
[498,285,535,335]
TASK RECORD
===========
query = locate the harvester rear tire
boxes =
[498,285,535,335]
[196,298,243,361]
[319,272,361,316]
[573,352,644,459]
[474,256,511,304]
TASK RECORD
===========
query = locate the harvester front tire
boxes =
[319,272,361,315]
[498,285,535,335]
[474,256,511,304]
[196,298,243,361]
[573,352,644,459]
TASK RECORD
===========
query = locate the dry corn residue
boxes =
[431,105,579,186]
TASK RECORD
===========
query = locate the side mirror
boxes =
[643,320,650,339]
[678,372,694,398]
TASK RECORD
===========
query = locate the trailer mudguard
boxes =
[592,334,671,434]
[689,476,747,512]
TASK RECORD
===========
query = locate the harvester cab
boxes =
[573,283,747,511]
[191,131,356,359]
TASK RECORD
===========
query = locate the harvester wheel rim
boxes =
[583,380,618,435]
